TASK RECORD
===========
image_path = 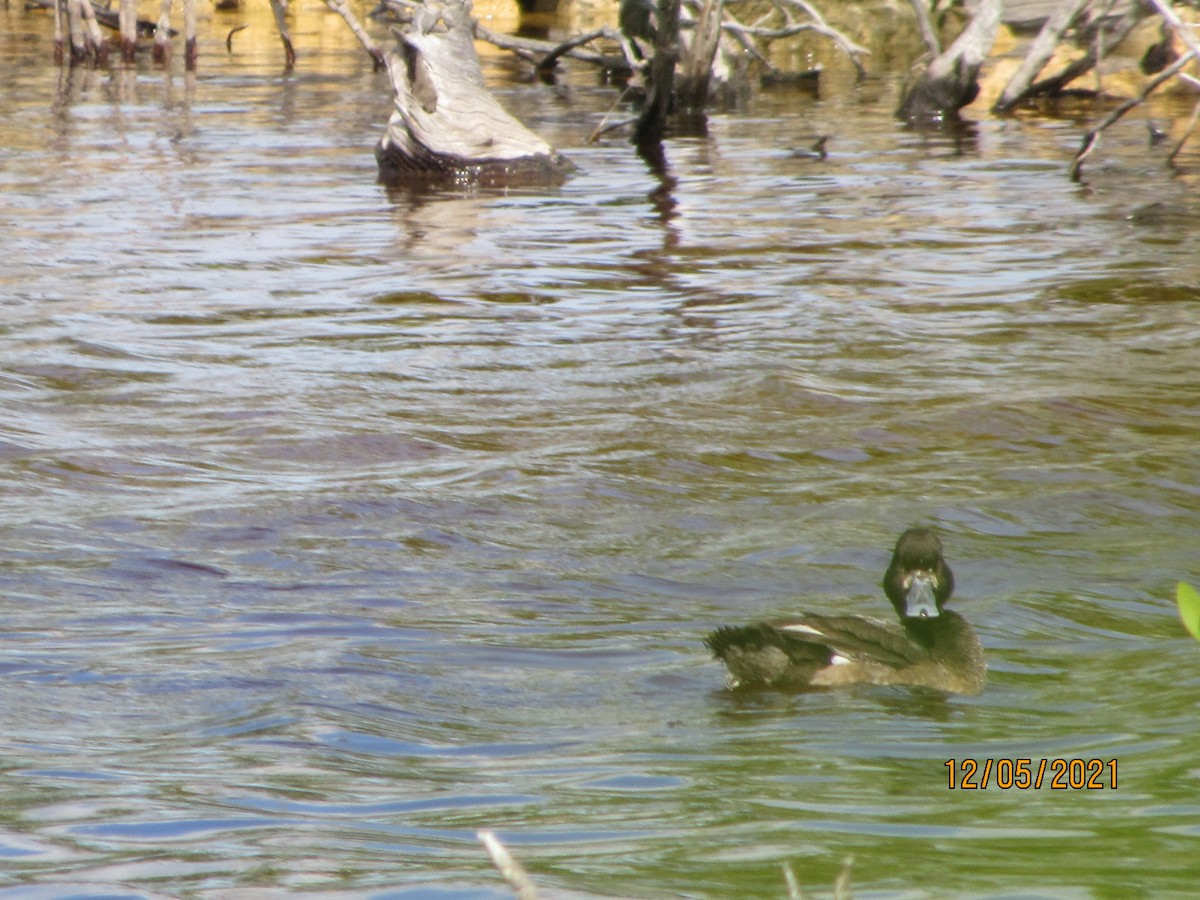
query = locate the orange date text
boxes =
[945,758,1117,790]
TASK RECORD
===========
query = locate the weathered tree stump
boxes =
[118,0,137,62]
[897,0,1002,121]
[676,0,725,113]
[634,0,681,145]
[376,0,574,185]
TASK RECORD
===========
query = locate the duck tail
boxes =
[704,623,780,659]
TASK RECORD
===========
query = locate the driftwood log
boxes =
[375,0,575,185]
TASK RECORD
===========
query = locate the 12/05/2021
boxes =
[946,758,1117,789]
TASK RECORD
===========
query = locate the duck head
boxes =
[882,527,954,621]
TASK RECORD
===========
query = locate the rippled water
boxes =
[3,2,1200,897]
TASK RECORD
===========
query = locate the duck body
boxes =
[788,135,829,160]
[705,528,986,696]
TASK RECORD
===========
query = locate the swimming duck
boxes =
[705,527,985,695]
[788,135,829,160]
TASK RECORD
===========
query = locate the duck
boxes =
[704,527,985,695]
[788,135,829,160]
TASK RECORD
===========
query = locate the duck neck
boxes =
[902,612,958,648]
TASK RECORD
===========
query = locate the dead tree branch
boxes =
[324,0,386,69]
[267,0,295,68]
[1069,49,1196,179]
[451,0,868,94]
[994,0,1092,111]
[76,0,107,63]
[995,0,1145,107]
[1065,0,1200,170]
[478,831,539,900]
[374,0,635,74]
[742,0,869,77]
[909,0,941,56]
[718,5,778,71]
[537,27,612,75]
[1168,95,1200,162]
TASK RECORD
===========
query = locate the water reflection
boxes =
[637,137,681,236]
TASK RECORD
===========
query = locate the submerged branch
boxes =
[478,830,539,900]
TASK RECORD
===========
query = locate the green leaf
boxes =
[1176,582,1200,642]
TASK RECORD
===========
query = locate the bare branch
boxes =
[782,862,804,900]
[719,6,778,70]
[909,0,941,56]
[1069,50,1197,179]
[537,27,614,75]
[324,0,386,68]
[478,830,539,900]
[721,18,867,75]
[1169,96,1200,163]
[833,855,855,900]
[1015,3,1142,103]
[267,0,295,68]
[471,17,631,72]
[225,23,248,52]
[993,0,1091,112]
[771,0,870,73]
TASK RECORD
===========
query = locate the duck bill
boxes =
[905,573,941,619]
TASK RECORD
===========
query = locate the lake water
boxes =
[2,2,1200,897]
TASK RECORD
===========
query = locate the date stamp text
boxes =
[945,758,1117,790]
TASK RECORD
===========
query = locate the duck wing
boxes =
[771,614,930,670]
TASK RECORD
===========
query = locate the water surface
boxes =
[2,3,1200,898]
